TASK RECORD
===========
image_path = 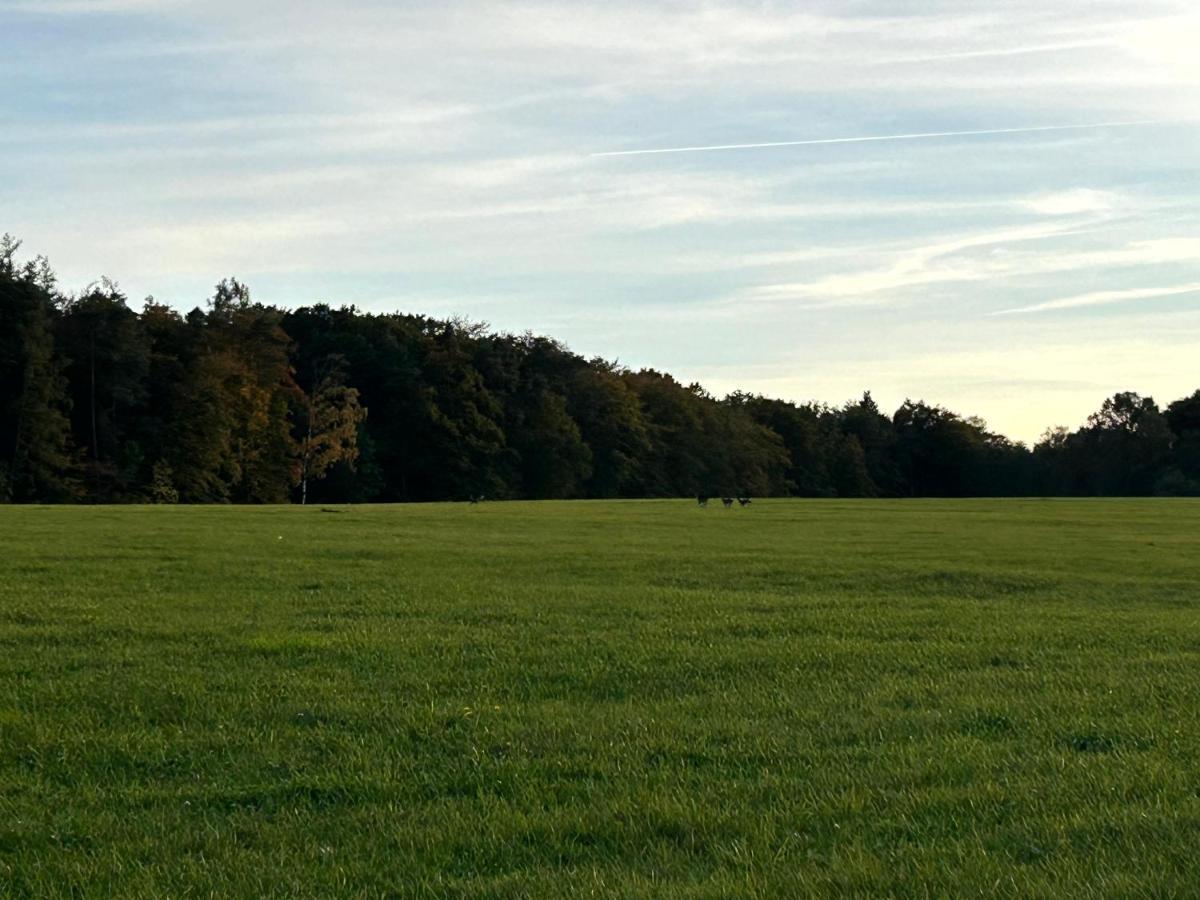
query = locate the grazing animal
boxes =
[468,494,485,504]
[721,497,734,508]
[737,497,752,507]
[697,495,709,508]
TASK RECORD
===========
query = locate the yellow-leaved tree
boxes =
[298,355,367,505]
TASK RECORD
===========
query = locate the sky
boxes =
[2,0,1198,443]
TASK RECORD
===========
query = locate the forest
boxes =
[3,235,1199,504]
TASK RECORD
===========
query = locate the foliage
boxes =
[2,236,1198,503]
[297,356,367,504]
[56,280,150,499]
[148,460,179,504]
[0,244,77,502]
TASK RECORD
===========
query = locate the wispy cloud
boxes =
[993,283,1200,315]
[0,0,174,12]
[875,38,1120,64]
[731,220,1099,306]
[590,120,1183,158]
[720,225,1200,308]
[5,0,1200,438]
[1022,189,1118,216]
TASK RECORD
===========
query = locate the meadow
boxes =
[2,499,1200,897]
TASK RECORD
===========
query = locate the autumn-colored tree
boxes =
[297,356,367,504]
[5,235,1200,504]
[167,280,302,503]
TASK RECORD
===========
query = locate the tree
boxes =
[840,392,900,495]
[567,362,649,497]
[137,298,190,501]
[4,236,1199,504]
[506,389,591,498]
[1166,390,1200,484]
[622,371,709,496]
[150,460,180,504]
[1071,392,1173,495]
[734,394,839,496]
[711,395,791,496]
[56,281,150,499]
[0,242,77,502]
[164,280,302,503]
[284,305,424,502]
[416,321,509,500]
[892,401,990,497]
[297,356,367,504]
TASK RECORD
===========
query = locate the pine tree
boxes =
[56,281,150,499]
[1,242,77,502]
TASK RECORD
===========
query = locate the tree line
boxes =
[3,235,1199,504]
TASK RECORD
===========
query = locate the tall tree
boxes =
[622,371,709,496]
[1163,390,1200,493]
[6,235,1200,504]
[567,362,649,498]
[0,239,76,502]
[840,392,900,495]
[56,280,150,499]
[734,394,838,496]
[511,388,593,498]
[1073,392,1173,495]
[136,299,191,501]
[297,356,367,504]
[167,280,302,503]
[892,401,989,497]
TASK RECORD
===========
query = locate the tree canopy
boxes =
[2,236,1196,503]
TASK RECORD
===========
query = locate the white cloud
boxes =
[689,318,1200,443]
[735,220,1098,304]
[6,0,1200,441]
[1023,189,1118,216]
[0,0,173,11]
[1123,14,1200,83]
[994,282,1200,315]
[722,224,1200,310]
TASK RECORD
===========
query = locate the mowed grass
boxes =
[2,501,1200,897]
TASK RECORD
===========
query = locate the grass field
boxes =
[2,500,1200,897]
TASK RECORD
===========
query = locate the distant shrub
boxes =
[150,461,179,504]
[1154,468,1200,497]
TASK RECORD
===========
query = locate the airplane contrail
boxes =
[589,119,1181,158]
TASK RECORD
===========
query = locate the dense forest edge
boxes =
[3,234,1199,504]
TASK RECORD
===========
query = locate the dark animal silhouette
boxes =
[697,495,709,508]
[737,497,751,507]
[721,497,734,508]
[468,494,485,504]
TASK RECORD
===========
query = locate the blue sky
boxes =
[3,0,1198,441]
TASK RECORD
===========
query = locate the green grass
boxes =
[3,500,1200,897]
